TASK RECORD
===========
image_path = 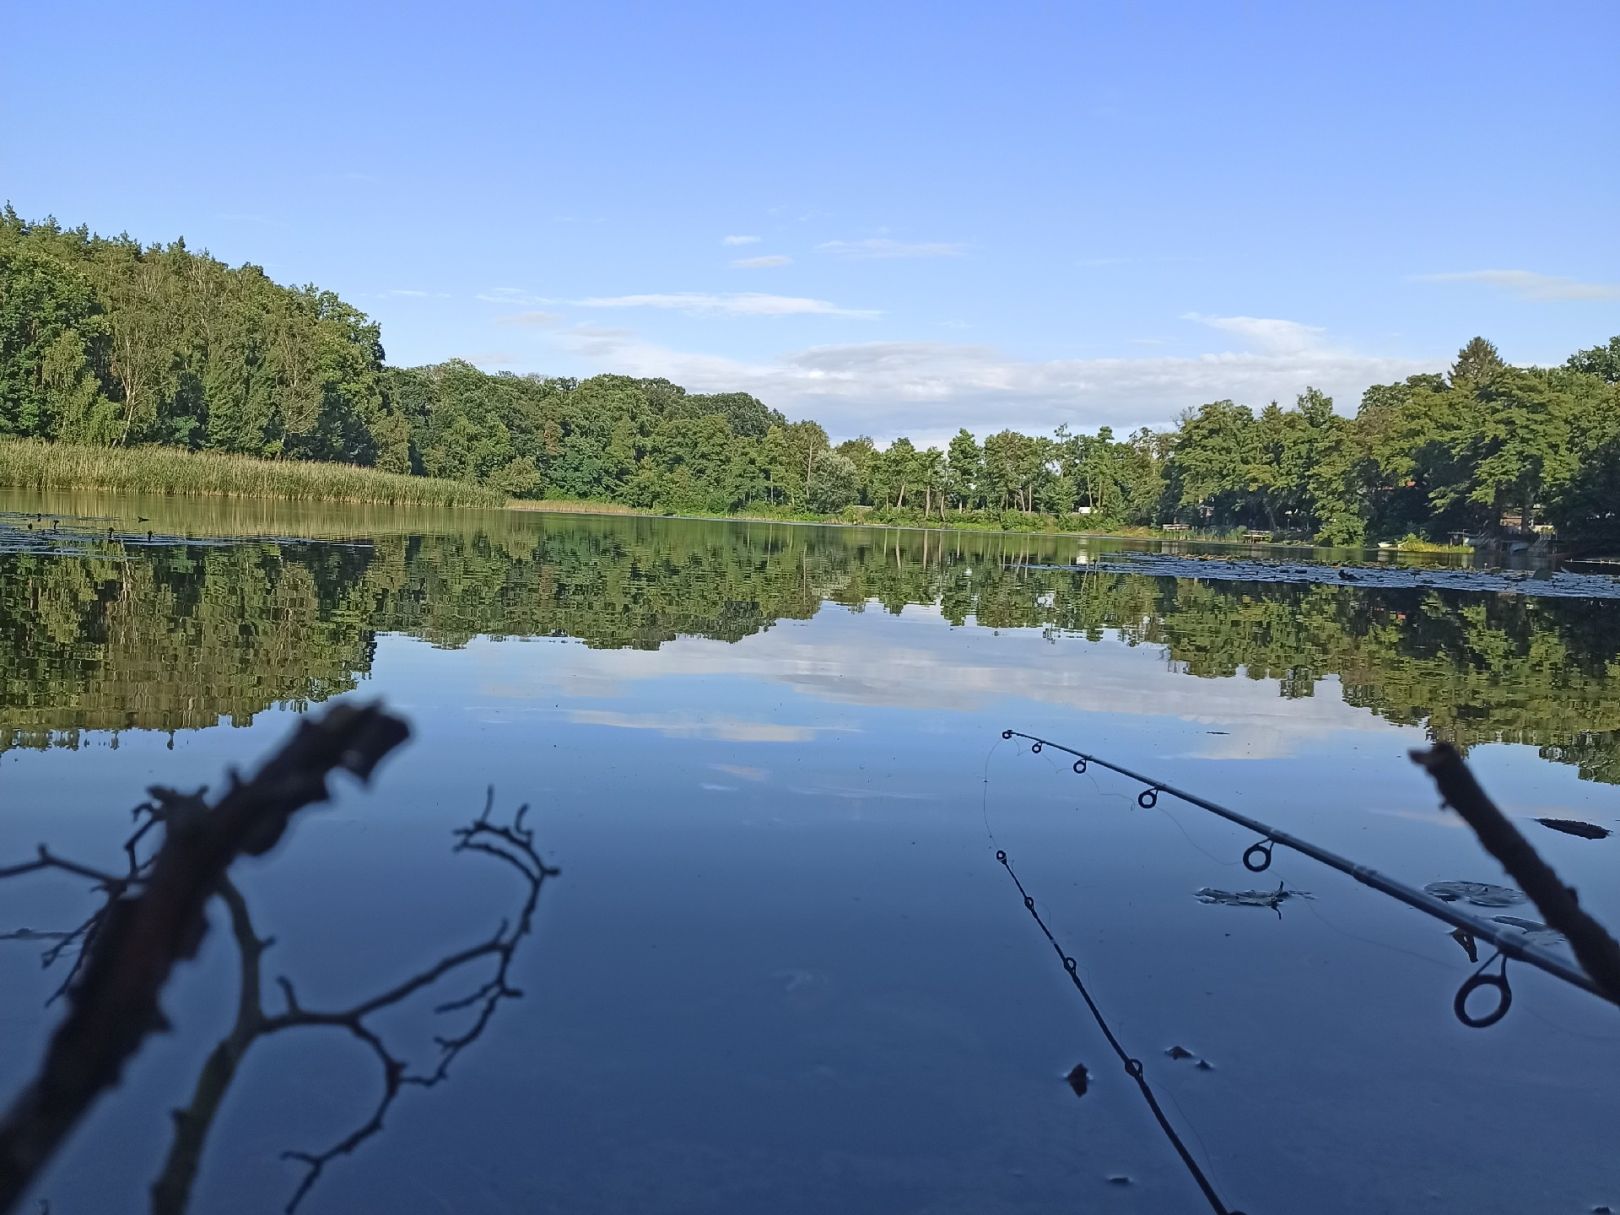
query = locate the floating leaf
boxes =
[1424,881,1526,908]
[1535,817,1611,840]
[1449,928,1480,963]
[1165,1045,1194,1060]
[1195,884,1310,910]
[1066,1063,1089,1099]
[1491,915,1568,948]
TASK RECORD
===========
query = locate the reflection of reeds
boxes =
[0,439,502,508]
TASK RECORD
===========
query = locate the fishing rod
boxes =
[1002,730,1615,1027]
[995,847,1246,1214]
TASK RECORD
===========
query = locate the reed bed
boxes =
[0,439,502,507]
[504,497,641,515]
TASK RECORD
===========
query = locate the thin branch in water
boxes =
[268,790,557,1213]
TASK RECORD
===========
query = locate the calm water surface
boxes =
[1,492,1618,1214]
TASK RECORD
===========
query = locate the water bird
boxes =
[1338,568,1359,581]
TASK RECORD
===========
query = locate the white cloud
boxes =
[731,254,793,269]
[1413,269,1620,302]
[722,234,762,246]
[566,709,854,743]
[818,238,967,260]
[573,292,879,319]
[496,311,562,327]
[1183,313,1329,356]
[712,763,768,782]
[506,614,1408,754]
[476,287,554,307]
[380,288,431,298]
[545,325,1437,444]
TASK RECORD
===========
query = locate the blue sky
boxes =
[6,0,1617,444]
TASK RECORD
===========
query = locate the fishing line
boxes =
[1292,888,1459,974]
[980,736,1006,847]
[1144,796,1244,870]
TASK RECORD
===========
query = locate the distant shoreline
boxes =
[506,497,1478,555]
[0,439,1482,556]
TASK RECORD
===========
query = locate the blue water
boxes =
[1,509,1617,1214]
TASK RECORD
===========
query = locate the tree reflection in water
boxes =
[2,512,1618,783]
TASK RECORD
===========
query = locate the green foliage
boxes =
[1567,336,1620,384]
[3,209,1618,547]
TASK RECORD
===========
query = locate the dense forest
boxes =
[4,517,1618,784]
[3,209,1618,545]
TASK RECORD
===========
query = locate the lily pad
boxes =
[1491,915,1568,948]
[1424,880,1526,908]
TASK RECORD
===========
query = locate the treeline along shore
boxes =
[3,208,1618,545]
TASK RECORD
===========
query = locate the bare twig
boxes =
[268,789,556,1213]
[1410,742,1620,1004]
[0,702,410,1214]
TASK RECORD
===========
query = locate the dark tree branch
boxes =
[0,850,131,888]
[267,790,556,1213]
[1410,742,1620,1004]
[0,702,411,1215]
[150,879,268,1215]
[4,779,555,1215]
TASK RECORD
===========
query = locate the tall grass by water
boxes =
[0,439,503,507]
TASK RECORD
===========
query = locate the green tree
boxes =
[1567,335,1620,384]
[762,420,829,508]
[946,428,982,511]
[1166,401,1260,525]
[1450,335,1507,392]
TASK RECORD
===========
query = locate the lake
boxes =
[2,492,1618,1215]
